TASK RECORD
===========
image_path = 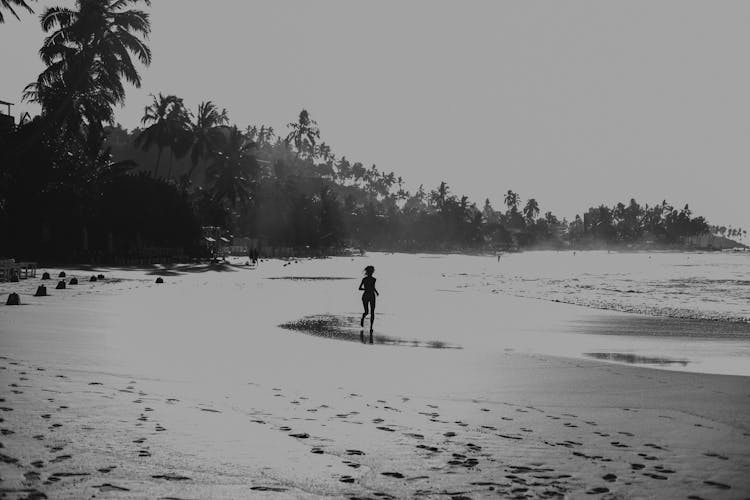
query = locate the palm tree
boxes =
[523,198,539,224]
[504,190,519,213]
[135,93,189,178]
[25,0,151,144]
[206,126,258,208]
[285,109,320,158]
[186,101,229,179]
[0,0,34,23]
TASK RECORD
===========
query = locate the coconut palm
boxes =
[135,93,189,178]
[504,190,519,213]
[25,0,151,143]
[0,0,34,23]
[523,198,539,223]
[206,126,259,208]
[186,101,229,179]
[285,109,320,158]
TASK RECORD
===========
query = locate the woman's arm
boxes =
[358,279,365,291]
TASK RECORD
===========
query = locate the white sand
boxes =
[0,255,748,499]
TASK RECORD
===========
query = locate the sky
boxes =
[2,1,750,231]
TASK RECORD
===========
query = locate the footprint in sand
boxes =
[94,483,130,492]
[251,486,288,491]
[381,472,405,479]
[703,452,728,460]
[703,480,731,490]
[643,472,668,480]
[586,486,610,494]
[376,426,395,432]
[289,432,310,439]
[346,449,365,456]
[339,475,355,483]
[152,473,191,481]
[602,473,617,482]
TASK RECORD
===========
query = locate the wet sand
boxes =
[0,256,749,498]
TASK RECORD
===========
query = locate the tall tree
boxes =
[25,0,152,147]
[186,100,229,179]
[285,109,320,158]
[135,93,189,178]
[504,190,519,213]
[206,126,258,208]
[523,198,539,223]
[0,0,34,23]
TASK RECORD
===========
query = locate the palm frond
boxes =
[39,6,74,32]
[0,0,34,23]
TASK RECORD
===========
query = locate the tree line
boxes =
[0,0,729,262]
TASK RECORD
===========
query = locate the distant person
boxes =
[359,265,379,332]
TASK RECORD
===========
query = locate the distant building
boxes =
[0,100,14,133]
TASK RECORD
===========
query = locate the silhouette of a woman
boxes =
[359,265,379,332]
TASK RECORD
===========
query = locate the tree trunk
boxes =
[167,150,174,180]
[154,147,163,177]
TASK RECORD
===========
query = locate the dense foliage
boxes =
[0,0,736,262]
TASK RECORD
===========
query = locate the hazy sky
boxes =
[2,1,750,230]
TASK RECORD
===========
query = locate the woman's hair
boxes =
[364,265,375,275]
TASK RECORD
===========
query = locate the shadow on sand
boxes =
[279,314,461,349]
[61,262,251,276]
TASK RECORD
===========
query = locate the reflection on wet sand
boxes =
[279,314,461,349]
[585,352,689,366]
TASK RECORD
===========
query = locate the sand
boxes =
[0,255,749,499]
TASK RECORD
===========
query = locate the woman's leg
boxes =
[361,296,369,327]
[369,298,376,331]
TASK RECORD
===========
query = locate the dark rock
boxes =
[34,286,47,297]
[6,293,20,306]
[155,277,164,284]
[69,277,78,285]
[97,274,105,279]
[58,271,66,278]
[41,272,50,280]
[90,276,98,282]
[55,280,66,290]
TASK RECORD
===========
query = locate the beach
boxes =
[1,253,749,499]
